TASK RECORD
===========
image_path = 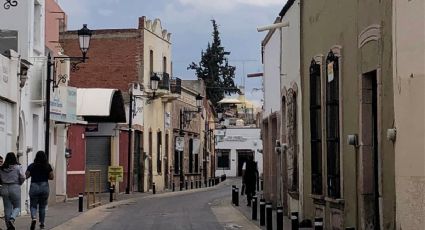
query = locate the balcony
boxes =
[148,72,181,102]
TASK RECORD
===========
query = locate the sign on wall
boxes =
[175,137,184,151]
[108,166,124,182]
[50,86,77,123]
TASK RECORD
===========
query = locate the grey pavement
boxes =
[9,178,258,230]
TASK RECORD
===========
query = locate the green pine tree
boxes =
[188,20,239,107]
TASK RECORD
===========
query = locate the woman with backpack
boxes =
[26,151,54,230]
[0,152,26,230]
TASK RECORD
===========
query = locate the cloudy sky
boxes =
[58,0,285,105]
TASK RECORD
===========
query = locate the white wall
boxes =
[0,0,46,213]
[280,0,303,216]
[263,29,281,118]
[215,128,263,177]
[393,1,425,229]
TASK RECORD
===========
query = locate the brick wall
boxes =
[61,29,142,92]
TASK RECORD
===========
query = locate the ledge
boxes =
[325,197,345,210]
[288,191,299,200]
[310,194,326,205]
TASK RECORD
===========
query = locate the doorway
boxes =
[361,70,381,229]
[237,150,254,177]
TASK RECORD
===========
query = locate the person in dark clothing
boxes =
[243,156,258,206]
[26,151,54,230]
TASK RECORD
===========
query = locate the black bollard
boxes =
[260,199,266,226]
[252,196,257,220]
[232,185,236,204]
[185,180,188,190]
[172,182,175,192]
[314,217,323,230]
[180,181,183,191]
[109,185,114,202]
[153,182,156,194]
[257,177,259,191]
[191,180,193,189]
[291,212,299,230]
[78,193,83,212]
[266,202,272,230]
[234,187,239,206]
[276,206,283,230]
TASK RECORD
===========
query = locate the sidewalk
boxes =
[11,192,149,230]
[229,182,293,230]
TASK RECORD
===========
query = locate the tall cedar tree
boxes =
[188,20,239,106]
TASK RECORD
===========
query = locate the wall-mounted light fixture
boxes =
[18,59,31,88]
[347,134,359,147]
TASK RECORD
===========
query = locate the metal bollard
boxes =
[180,181,183,191]
[291,212,299,230]
[191,180,193,189]
[109,185,114,202]
[276,206,283,230]
[260,199,266,226]
[314,217,323,230]
[185,180,188,190]
[266,202,273,230]
[252,196,257,220]
[78,193,83,212]
[172,182,175,192]
[234,188,239,206]
[153,182,156,194]
[232,185,236,204]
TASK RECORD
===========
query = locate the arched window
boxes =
[310,59,323,195]
[287,89,298,192]
[326,50,340,198]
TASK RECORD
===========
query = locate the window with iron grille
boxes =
[174,136,180,174]
[310,59,323,195]
[189,138,193,173]
[326,50,341,198]
[287,89,298,192]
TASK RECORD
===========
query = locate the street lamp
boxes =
[45,24,92,159]
[178,94,203,188]
[126,79,160,194]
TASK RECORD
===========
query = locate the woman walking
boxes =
[26,151,53,230]
[0,152,25,230]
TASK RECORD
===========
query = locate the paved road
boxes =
[50,179,258,230]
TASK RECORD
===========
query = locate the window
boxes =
[310,59,323,195]
[163,56,167,73]
[189,138,193,173]
[149,50,154,75]
[287,89,298,192]
[326,50,340,198]
[217,150,230,169]
[157,131,162,173]
[174,136,180,174]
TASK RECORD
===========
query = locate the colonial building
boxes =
[0,0,47,213]
[62,16,179,195]
[170,80,205,190]
[392,1,425,229]
[301,0,395,229]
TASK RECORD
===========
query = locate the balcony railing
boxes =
[150,72,181,95]
[170,78,181,94]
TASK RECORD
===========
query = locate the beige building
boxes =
[392,1,425,229]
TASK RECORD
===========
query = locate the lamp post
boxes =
[178,94,203,187]
[126,76,160,194]
[45,24,92,159]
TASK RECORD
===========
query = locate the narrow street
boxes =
[46,179,259,230]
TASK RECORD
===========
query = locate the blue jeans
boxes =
[29,182,49,224]
[1,184,21,226]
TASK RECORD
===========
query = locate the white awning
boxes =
[77,88,117,116]
[76,88,126,123]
